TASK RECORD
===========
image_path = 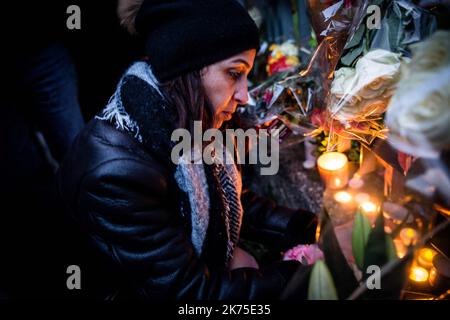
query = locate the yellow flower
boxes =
[274,50,283,60]
[269,44,279,52]
[286,56,300,66]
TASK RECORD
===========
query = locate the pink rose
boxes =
[283,244,324,265]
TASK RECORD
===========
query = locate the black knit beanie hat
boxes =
[135,0,260,82]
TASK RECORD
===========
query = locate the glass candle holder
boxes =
[399,227,419,247]
[317,152,349,190]
[417,248,437,269]
[429,255,450,291]
[409,266,429,283]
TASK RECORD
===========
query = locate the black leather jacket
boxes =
[57,118,317,300]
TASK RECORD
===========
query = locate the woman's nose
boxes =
[234,79,249,105]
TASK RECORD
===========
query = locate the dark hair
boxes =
[160,70,215,135]
[117,0,144,34]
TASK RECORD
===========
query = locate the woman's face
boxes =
[202,49,256,128]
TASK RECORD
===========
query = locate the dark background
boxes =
[1,0,144,299]
[4,0,144,121]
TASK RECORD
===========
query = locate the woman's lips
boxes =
[222,112,233,121]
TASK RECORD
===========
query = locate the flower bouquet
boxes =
[266,41,301,77]
[318,0,437,152]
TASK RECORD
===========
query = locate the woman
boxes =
[57,0,317,300]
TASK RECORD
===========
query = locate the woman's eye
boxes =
[229,70,242,81]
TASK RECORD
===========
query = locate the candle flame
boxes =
[360,201,377,214]
[317,152,348,171]
[405,229,416,238]
[409,266,429,282]
[417,248,437,268]
[334,191,353,204]
[399,227,419,246]
[335,178,341,187]
[419,248,436,262]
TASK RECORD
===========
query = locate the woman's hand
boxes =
[229,246,259,270]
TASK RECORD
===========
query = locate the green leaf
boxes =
[385,235,397,261]
[361,212,408,299]
[363,212,387,274]
[308,260,338,300]
[352,210,372,270]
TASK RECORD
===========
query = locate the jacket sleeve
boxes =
[75,157,310,300]
[240,189,318,251]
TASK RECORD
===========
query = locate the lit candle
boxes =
[399,228,419,247]
[393,238,407,258]
[359,200,379,225]
[360,201,378,214]
[417,248,437,269]
[334,191,353,204]
[317,152,349,189]
[409,266,429,283]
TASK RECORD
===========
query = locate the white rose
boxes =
[329,49,402,121]
[386,69,450,157]
[386,31,450,158]
[409,30,450,73]
[280,42,299,57]
[331,67,355,95]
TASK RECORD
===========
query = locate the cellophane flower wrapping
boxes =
[323,0,437,150]
[237,0,366,142]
